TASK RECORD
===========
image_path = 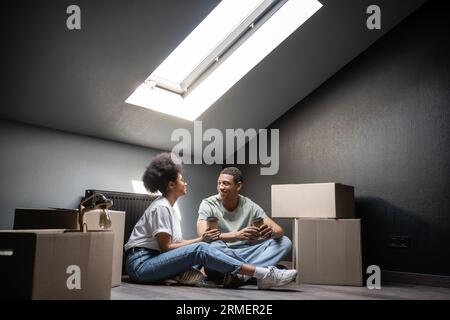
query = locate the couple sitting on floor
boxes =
[124,152,296,290]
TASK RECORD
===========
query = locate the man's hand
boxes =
[235,226,260,240]
[258,224,274,240]
[201,228,221,243]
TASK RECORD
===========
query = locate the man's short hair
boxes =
[220,167,243,184]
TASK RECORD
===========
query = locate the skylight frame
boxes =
[149,0,280,95]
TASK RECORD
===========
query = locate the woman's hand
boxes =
[201,228,221,243]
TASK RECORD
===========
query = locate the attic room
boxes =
[0,0,449,304]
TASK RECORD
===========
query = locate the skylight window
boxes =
[126,0,322,121]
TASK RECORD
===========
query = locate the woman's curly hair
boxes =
[142,153,183,195]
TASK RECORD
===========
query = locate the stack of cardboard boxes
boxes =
[272,183,363,286]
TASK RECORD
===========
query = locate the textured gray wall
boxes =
[0,120,221,239]
[239,1,450,276]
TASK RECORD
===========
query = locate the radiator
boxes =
[84,189,158,248]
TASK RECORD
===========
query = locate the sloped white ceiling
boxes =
[1,0,426,155]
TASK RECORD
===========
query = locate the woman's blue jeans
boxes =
[125,242,242,284]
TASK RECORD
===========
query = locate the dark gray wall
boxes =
[240,0,450,276]
[0,120,221,239]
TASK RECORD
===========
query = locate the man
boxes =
[197,167,292,282]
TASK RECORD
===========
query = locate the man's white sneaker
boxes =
[257,266,297,290]
[174,268,206,285]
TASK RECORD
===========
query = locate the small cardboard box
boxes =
[0,229,114,299]
[84,210,125,287]
[14,208,125,287]
[271,183,355,218]
[294,219,363,286]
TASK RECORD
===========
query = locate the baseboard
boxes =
[382,270,450,288]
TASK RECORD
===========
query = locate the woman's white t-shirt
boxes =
[124,196,183,252]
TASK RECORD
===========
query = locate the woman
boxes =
[124,152,297,290]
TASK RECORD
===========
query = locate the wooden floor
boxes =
[112,281,450,300]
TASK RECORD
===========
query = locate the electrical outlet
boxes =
[389,236,411,249]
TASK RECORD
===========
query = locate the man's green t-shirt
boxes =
[198,194,268,248]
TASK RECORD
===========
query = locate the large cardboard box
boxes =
[272,183,355,218]
[0,229,114,299]
[294,219,363,286]
[14,208,125,287]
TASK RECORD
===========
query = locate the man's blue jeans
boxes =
[125,242,242,284]
[208,236,292,267]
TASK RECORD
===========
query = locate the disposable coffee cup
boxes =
[206,216,219,230]
[251,217,264,228]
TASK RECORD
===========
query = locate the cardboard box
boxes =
[294,219,363,286]
[14,208,125,287]
[84,210,125,287]
[271,183,355,218]
[0,229,114,299]
[14,208,79,229]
